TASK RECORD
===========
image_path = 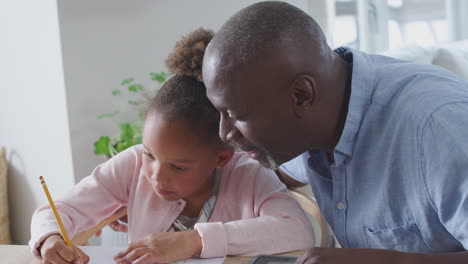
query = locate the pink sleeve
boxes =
[29,146,141,258]
[195,162,315,258]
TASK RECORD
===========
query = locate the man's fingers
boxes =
[295,251,308,264]
[304,256,319,264]
[295,248,315,264]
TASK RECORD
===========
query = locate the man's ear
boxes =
[215,147,235,169]
[291,74,316,117]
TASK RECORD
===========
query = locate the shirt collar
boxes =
[332,47,376,166]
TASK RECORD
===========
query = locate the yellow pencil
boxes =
[39,176,72,248]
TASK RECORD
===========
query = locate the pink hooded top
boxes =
[30,145,314,258]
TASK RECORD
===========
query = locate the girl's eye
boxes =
[143,151,154,160]
[171,164,186,171]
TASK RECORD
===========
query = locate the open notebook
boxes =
[79,246,225,264]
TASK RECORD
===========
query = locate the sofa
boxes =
[380,40,468,80]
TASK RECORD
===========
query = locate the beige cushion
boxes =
[0,147,11,244]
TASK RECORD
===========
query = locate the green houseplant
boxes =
[93,72,169,158]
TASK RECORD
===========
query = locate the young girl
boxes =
[30,28,315,264]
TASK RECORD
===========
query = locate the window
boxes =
[329,0,465,53]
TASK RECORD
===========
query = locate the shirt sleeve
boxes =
[420,102,468,249]
[29,146,141,258]
[195,160,315,257]
[279,153,311,184]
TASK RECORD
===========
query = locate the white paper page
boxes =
[78,246,225,264]
[173,257,225,264]
[79,246,125,264]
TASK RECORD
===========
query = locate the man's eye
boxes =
[227,112,246,121]
[171,164,186,171]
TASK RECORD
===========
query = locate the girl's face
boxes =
[142,111,233,202]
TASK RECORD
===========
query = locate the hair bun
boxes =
[166,28,215,82]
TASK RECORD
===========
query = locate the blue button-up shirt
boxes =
[280,48,468,253]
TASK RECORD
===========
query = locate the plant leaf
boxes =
[94,136,112,157]
[115,140,134,152]
[119,123,135,142]
[121,78,134,85]
[150,72,169,84]
[135,135,143,144]
[128,84,143,92]
[97,111,119,119]
[112,89,121,96]
[127,100,142,105]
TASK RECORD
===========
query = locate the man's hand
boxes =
[295,248,423,264]
[296,247,468,264]
[113,230,203,264]
[39,234,90,264]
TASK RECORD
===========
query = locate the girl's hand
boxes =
[114,230,202,264]
[39,234,89,264]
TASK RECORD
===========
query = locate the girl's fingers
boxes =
[133,253,156,264]
[55,243,76,263]
[74,246,90,264]
[43,251,70,264]
[114,241,145,259]
[116,247,149,264]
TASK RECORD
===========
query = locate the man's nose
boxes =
[219,113,239,142]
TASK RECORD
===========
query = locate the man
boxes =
[202,1,468,263]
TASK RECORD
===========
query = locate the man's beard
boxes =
[256,148,279,170]
[230,141,281,170]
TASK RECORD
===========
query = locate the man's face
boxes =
[203,53,304,169]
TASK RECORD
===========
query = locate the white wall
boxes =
[0,0,75,244]
[57,0,309,182]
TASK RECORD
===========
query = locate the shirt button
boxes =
[337,202,346,210]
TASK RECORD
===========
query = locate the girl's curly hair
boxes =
[148,28,222,147]
[166,28,214,82]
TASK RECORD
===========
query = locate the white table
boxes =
[1,245,303,264]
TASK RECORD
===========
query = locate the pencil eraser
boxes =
[39,176,43,180]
